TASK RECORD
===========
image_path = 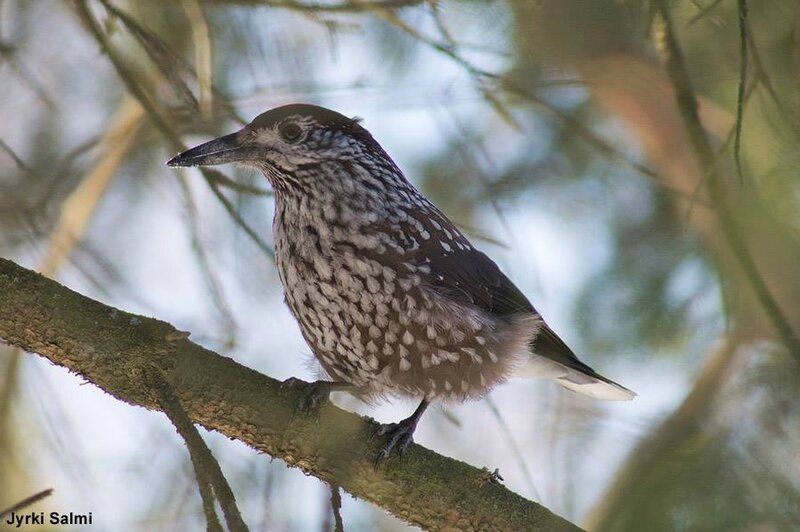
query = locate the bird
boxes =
[167,103,635,463]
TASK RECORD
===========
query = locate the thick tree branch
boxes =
[0,257,581,532]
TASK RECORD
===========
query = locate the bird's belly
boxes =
[278,250,535,402]
[280,251,399,388]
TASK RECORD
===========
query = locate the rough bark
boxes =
[0,257,581,532]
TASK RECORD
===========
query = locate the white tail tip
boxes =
[554,378,636,401]
[515,355,636,401]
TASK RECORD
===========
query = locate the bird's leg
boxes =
[374,399,430,466]
[280,378,354,417]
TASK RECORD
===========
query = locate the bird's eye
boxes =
[279,122,303,142]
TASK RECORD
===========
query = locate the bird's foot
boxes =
[480,468,504,485]
[373,400,429,467]
[373,418,418,467]
[281,378,349,419]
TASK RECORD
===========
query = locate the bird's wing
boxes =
[416,248,535,317]
[417,248,635,400]
[417,248,575,366]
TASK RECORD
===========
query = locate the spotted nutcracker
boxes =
[167,104,635,463]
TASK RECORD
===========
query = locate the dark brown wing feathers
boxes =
[417,248,610,379]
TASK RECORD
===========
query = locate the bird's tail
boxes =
[517,355,636,401]
[515,324,636,401]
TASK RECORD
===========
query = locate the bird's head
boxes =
[166,103,393,194]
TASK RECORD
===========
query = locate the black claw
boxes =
[373,420,416,468]
[373,400,430,468]
[398,435,414,455]
[374,449,390,468]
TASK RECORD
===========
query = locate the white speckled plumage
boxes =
[169,103,635,408]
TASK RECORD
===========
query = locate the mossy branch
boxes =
[0,257,581,532]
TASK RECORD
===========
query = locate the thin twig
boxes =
[485,396,541,502]
[329,483,345,532]
[733,0,748,184]
[73,1,275,261]
[0,44,56,108]
[206,171,273,197]
[0,489,54,520]
[183,0,214,118]
[688,0,726,27]
[100,0,248,126]
[156,374,248,532]
[684,78,759,226]
[440,107,516,247]
[176,174,239,346]
[746,28,800,136]
[0,138,34,174]
[99,0,198,112]
[206,177,276,260]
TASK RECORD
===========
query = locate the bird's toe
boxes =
[373,421,415,468]
[280,376,306,390]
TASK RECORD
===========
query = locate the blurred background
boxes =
[1,0,799,530]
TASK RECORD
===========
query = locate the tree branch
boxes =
[0,256,581,532]
[0,489,54,521]
[585,337,739,530]
[73,0,276,262]
[156,373,246,532]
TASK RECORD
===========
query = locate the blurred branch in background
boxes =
[182,0,214,119]
[0,488,54,521]
[74,0,277,261]
[508,0,800,528]
[38,97,145,276]
[0,257,582,532]
[0,95,144,507]
[176,174,239,347]
[586,337,738,530]
[652,0,799,356]
[0,40,56,109]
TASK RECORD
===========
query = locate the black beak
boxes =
[166,133,258,167]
